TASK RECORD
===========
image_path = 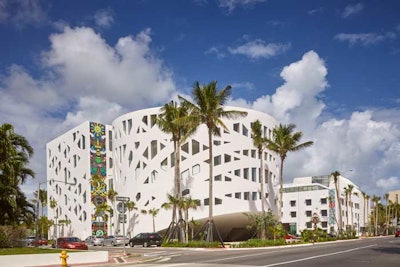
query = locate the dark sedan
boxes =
[129,232,162,247]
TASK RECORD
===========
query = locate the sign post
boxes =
[116,196,129,255]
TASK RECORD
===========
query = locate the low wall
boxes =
[0,250,108,267]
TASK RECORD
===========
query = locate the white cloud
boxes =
[228,39,290,59]
[341,3,363,18]
[93,8,114,28]
[205,46,226,59]
[244,50,400,197]
[0,26,177,197]
[0,0,48,27]
[231,81,255,91]
[252,50,327,129]
[219,0,266,12]
[376,177,400,190]
[334,32,392,46]
[42,26,176,109]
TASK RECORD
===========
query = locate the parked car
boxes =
[25,236,36,246]
[395,229,400,237]
[129,232,162,247]
[103,235,129,246]
[85,236,104,246]
[54,237,88,250]
[284,234,300,243]
[32,238,48,246]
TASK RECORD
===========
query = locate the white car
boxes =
[103,235,129,246]
[84,236,104,246]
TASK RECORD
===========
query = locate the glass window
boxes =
[181,142,189,153]
[151,140,157,159]
[306,210,312,217]
[306,199,312,206]
[321,198,327,204]
[181,169,189,180]
[243,168,249,179]
[244,192,249,200]
[290,211,296,218]
[235,192,241,199]
[214,175,222,181]
[192,164,200,175]
[251,168,257,182]
[192,140,200,155]
[233,123,240,132]
[224,154,231,163]
[290,200,296,207]
[321,210,328,216]
[214,155,221,166]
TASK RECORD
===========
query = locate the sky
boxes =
[1,0,399,201]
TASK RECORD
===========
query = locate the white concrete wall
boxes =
[0,251,108,267]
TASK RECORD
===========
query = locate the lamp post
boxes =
[35,179,76,241]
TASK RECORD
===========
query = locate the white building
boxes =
[47,107,281,241]
[282,175,367,236]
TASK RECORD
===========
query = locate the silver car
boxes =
[84,236,104,246]
[103,235,129,246]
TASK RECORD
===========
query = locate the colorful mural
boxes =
[90,122,108,237]
[328,189,336,227]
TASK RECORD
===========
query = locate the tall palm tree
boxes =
[107,188,118,234]
[331,171,344,234]
[372,195,381,236]
[366,194,371,235]
[265,123,313,221]
[178,81,247,244]
[361,191,367,235]
[141,208,160,232]
[251,120,269,239]
[344,186,350,230]
[125,200,137,237]
[384,193,389,235]
[156,101,194,242]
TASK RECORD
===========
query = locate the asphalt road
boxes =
[90,236,399,267]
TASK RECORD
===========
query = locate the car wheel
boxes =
[111,241,115,246]
[143,241,148,247]
[130,242,134,247]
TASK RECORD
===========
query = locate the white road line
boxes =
[262,244,376,267]
[202,244,375,265]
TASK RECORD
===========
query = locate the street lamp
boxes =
[35,179,76,241]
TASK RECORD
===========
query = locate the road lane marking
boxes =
[202,244,375,265]
[262,244,376,266]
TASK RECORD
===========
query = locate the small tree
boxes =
[141,208,159,232]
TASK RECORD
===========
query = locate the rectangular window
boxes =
[243,168,249,179]
[321,198,327,204]
[305,199,312,206]
[321,210,328,216]
[306,210,312,217]
[290,200,296,207]
[235,192,241,199]
[244,192,250,200]
[252,192,257,200]
[321,221,328,228]
[251,168,257,182]
[306,222,312,228]
[214,155,221,166]
[290,211,296,218]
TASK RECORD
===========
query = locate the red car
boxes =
[395,229,400,237]
[54,237,88,250]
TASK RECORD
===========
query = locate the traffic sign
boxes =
[118,214,127,223]
[117,202,127,213]
[116,196,130,201]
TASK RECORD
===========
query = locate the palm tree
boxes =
[179,196,200,243]
[178,81,247,244]
[384,193,389,235]
[251,119,269,239]
[265,123,313,221]
[107,188,118,234]
[366,194,371,235]
[156,101,194,242]
[141,208,160,232]
[372,195,381,236]
[49,198,58,238]
[126,200,137,237]
[161,194,183,241]
[361,191,367,235]
[331,171,344,234]
[344,186,350,230]
[0,123,35,225]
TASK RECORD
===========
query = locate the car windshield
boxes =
[66,237,80,242]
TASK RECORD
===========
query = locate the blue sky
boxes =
[1,0,399,200]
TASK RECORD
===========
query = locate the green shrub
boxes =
[231,238,286,248]
[0,226,28,248]
[162,240,221,248]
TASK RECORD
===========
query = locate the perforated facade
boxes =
[47,106,281,241]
